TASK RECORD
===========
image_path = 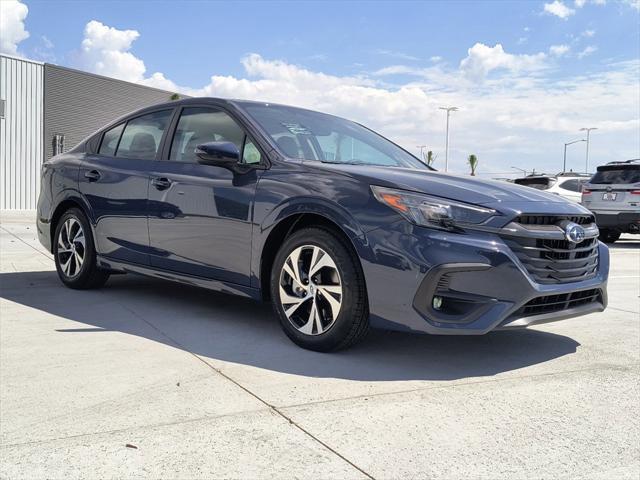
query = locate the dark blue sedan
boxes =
[37,98,609,351]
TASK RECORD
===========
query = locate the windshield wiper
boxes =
[319,159,370,165]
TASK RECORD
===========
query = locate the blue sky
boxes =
[2,0,639,175]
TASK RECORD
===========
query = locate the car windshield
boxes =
[240,103,429,170]
[591,166,640,184]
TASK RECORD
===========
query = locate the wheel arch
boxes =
[258,211,368,301]
[49,196,92,251]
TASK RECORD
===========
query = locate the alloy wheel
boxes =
[57,217,86,278]
[279,245,343,335]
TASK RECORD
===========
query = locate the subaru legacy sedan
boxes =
[37,98,609,351]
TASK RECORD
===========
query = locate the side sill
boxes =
[97,255,262,301]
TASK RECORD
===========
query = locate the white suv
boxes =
[514,173,590,203]
[581,160,640,243]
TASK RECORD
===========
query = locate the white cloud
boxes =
[578,45,598,58]
[582,29,596,37]
[430,56,442,63]
[373,65,419,76]
[32,35,56,62]
[459,43,547,79]
[68,21,639,173]
[550,44,571,56]
[0,0,29,55]
[621,0,640,10]
[543,1,576,18]
[42,35,54,49]
[373,49,419,61]
[78,21,146,82]
[574,0,587,7]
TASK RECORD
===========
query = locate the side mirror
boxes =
[195,141,240,167]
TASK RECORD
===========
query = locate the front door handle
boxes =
[84,170,101,182]
[151,177,172,190]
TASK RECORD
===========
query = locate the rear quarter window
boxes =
[559,179,587,192]
[99,123,125,156]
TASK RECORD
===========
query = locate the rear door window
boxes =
[115,110,173,160]
[590,167,640,184]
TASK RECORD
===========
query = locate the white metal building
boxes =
[0,54,177,210]
[0,55,43,210]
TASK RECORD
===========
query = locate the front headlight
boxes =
[371,185,497,231]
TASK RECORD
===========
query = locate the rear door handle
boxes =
[151,177,172,190]
[84,170,101,182]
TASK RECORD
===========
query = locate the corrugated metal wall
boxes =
[0,55,44,210]
[0,55,178,210]
[44,64,175,161]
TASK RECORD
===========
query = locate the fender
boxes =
[260,195,366,240]
[250,196,374,290]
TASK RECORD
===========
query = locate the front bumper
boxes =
[357,221,609,335]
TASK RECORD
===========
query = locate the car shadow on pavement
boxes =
[1,270,581,382]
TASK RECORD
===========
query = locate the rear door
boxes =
[147,105,265,285]
[79,109,174,265]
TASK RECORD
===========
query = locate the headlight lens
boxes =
[371,186,497,230]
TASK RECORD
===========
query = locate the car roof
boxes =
[604,159,640,165]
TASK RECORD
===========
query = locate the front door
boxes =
[79,109,174,265]
[147,106,264,285]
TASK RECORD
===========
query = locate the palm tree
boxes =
[468,154,478,176]
[425,150,437,167]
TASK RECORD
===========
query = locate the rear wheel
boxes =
[598,229,621,244]
[53,208,109,289]
[270,228,369,352]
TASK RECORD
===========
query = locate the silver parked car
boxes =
[581,159,640,243]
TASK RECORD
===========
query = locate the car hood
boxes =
[312,163,592,215]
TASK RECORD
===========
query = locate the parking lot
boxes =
[0,210,638,479]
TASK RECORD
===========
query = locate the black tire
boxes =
[598,229,621,244]
[53,208,109,289]
[270,227,369,352]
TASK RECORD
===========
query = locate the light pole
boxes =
[563,139,586,173]
[511,166,527,176]
[439,106,458,172]
[416,145,427,161]
[579,127,597,173]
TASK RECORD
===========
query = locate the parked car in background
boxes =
[582,159,640,243]
[514,172,591,203]
[37,98,609,351]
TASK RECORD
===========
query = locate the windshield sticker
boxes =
[281,123,313,135]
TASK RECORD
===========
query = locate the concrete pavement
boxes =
[1,210,638,479]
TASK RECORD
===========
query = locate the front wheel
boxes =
[598,229,621,244]
[270,228,369,352]
[53,208,109,289]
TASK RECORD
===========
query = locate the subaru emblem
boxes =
[564,222,586,244]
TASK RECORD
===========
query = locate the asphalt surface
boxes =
[1,210,638,479]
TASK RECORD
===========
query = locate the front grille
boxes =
[516,214,595,226]
[517,289,602,317]
[504,214,599,284]
[504,236,599,284]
